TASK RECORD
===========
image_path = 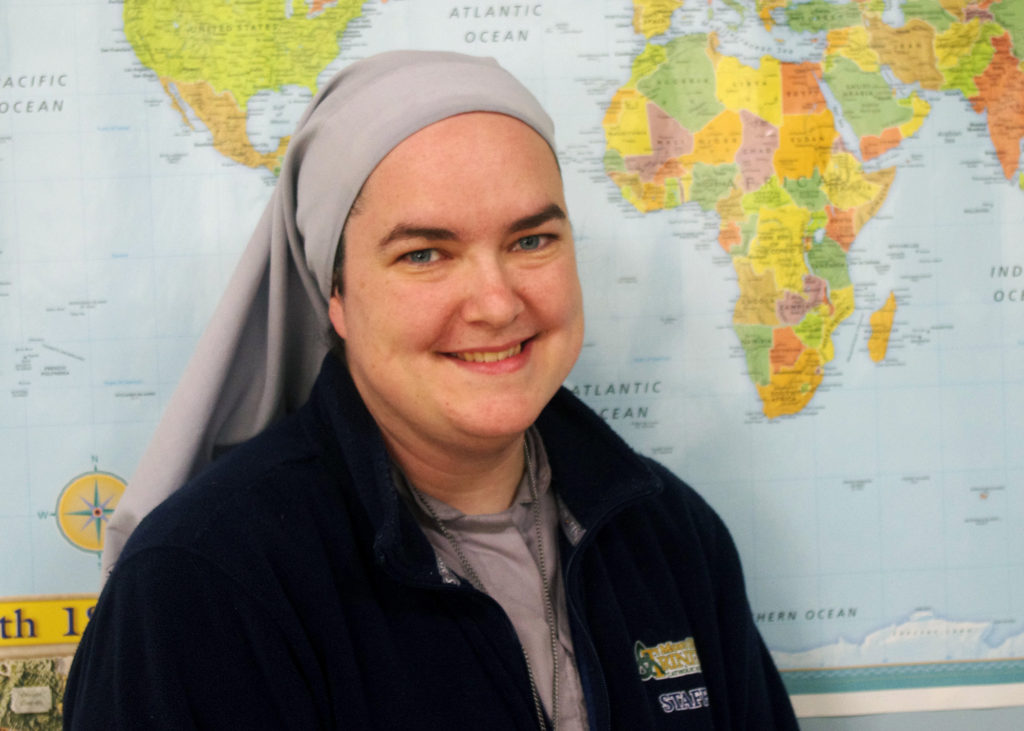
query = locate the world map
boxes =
[1,0,1022,720]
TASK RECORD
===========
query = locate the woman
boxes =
[65,51,796,730]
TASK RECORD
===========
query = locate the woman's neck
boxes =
[382,429,527,515]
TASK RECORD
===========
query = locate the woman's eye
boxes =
[403,248,438,264]
[516,235,544,251]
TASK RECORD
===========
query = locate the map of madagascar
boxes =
[124,0,366,172]
[605,0,1024,418]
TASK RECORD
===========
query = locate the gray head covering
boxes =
[102,50,557,578]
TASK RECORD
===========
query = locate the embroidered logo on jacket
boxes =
[635,638,702,681]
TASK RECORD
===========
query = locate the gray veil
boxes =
[102,50,557,578]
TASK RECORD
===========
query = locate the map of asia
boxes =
[2,0,1022,719]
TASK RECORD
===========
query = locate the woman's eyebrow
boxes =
[507,203,567,234]
[378,203,568,250]
[378,224,458,250]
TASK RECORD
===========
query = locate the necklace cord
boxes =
[412,438,559,731]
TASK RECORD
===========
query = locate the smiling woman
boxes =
[64,51,797,731]
[330,112,583,513]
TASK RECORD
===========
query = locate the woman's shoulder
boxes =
[117,412,352,576]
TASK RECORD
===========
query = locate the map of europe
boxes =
[1,0,1023,721]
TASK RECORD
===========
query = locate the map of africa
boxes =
[604,0,1024,421]
[1,0,1023,720]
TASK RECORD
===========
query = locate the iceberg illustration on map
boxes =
[776,612,1024,695]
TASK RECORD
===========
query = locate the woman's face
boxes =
[329,112,584,454]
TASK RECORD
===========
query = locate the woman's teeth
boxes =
[453,343,522,363]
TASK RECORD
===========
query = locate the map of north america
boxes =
[123,0,366,171]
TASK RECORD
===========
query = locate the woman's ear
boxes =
[328,294,347,339]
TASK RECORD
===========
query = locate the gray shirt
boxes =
[394,428,588,730]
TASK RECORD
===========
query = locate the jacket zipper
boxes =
[559,485,657,731]
[562,538,609,731]
[468,589,554,731]
[398,569,553,730]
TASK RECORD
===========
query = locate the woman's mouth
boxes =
[450,342,523,363]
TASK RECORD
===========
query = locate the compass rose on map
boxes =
[56,471,126,553]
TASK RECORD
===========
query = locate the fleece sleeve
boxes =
[63,547,324,731]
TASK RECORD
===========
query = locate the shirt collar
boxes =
[304,354,661,582]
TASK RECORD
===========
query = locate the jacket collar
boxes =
[536,387,662,528]
[304,355,662,583]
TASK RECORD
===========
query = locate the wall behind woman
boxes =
[2,0,1022,727]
